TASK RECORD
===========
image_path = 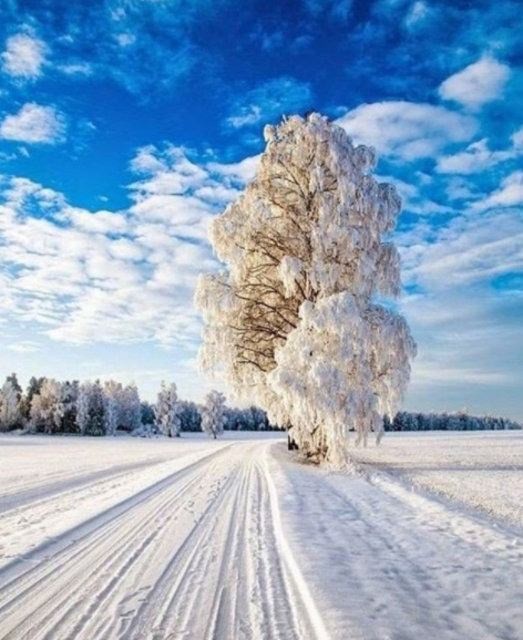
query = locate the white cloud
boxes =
[1,32,47,79]
[404,1,430,30]
[0,103,66,144]
[436,139,513,175]
[207,154,260,183]
[337,101,478,160]
[511,127,523,150]
[6,340,41,354]
[57,62,93,77]
[399,207,523,288]
[472,171,523,211]
[226,77,312,129]
[0,145,254,346]
[438,57,511,110]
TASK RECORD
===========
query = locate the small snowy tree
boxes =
[76,381,106,436]
[0,377,22,431]
[120,384,142,432]
[29,378,65,433]
[196,113,416,464]
[20,376,44,421]
[103,380,123,436]
[59,381,79,433]
[201,390,226,439]
[154,382,181,437]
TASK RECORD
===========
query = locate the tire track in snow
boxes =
[0,457,173,514]
[0,446,232,639]
[0,441,325,640]
[126,443,318,640]
[262,451,331,640]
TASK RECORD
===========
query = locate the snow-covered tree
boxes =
[77,381,105,436]
[6,373,22,403]
[29,378,65,433]
[201,390,226,439]
[154,382,181,437]
[120,383,142,432]
[103,380,123,436]
[60,381,79,433]
[0,377,22,431]
[20,376,44,421]
[196,113,416,464]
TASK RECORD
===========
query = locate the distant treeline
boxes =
[384,411,521,432]
[0,373,281,436]
[1,372,519,436]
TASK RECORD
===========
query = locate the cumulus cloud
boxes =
[1,32,47,79]
[0,103,66,144]
[337,101,478,160]
[438,57,511,110]
[226,77,312,129]
[0,145,256,346]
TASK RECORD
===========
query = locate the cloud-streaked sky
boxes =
[0,0,521,419]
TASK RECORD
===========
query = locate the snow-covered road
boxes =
[1,433,522,640]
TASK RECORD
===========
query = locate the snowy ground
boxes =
[0,431,522,640]
[349,430,523,527]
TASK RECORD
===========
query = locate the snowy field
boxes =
[350,430,523,527]
[0,432,522,640]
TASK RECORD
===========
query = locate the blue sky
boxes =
[0,0,522,419]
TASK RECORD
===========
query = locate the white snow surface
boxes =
[0,431,522,640]
[349,430,523,527]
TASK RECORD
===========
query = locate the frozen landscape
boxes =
[0,2,521,637]
[1,431,522,640]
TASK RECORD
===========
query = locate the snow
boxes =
[0,431,521,639]
[349,430,523,528]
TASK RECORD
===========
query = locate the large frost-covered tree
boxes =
[154,382,181,437]
[200,390,226,439]
[196,113,416,464]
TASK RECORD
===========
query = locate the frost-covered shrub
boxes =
[196,113,415,464]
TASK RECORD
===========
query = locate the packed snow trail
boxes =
[1,433,522,640]
[0,439,321,640]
